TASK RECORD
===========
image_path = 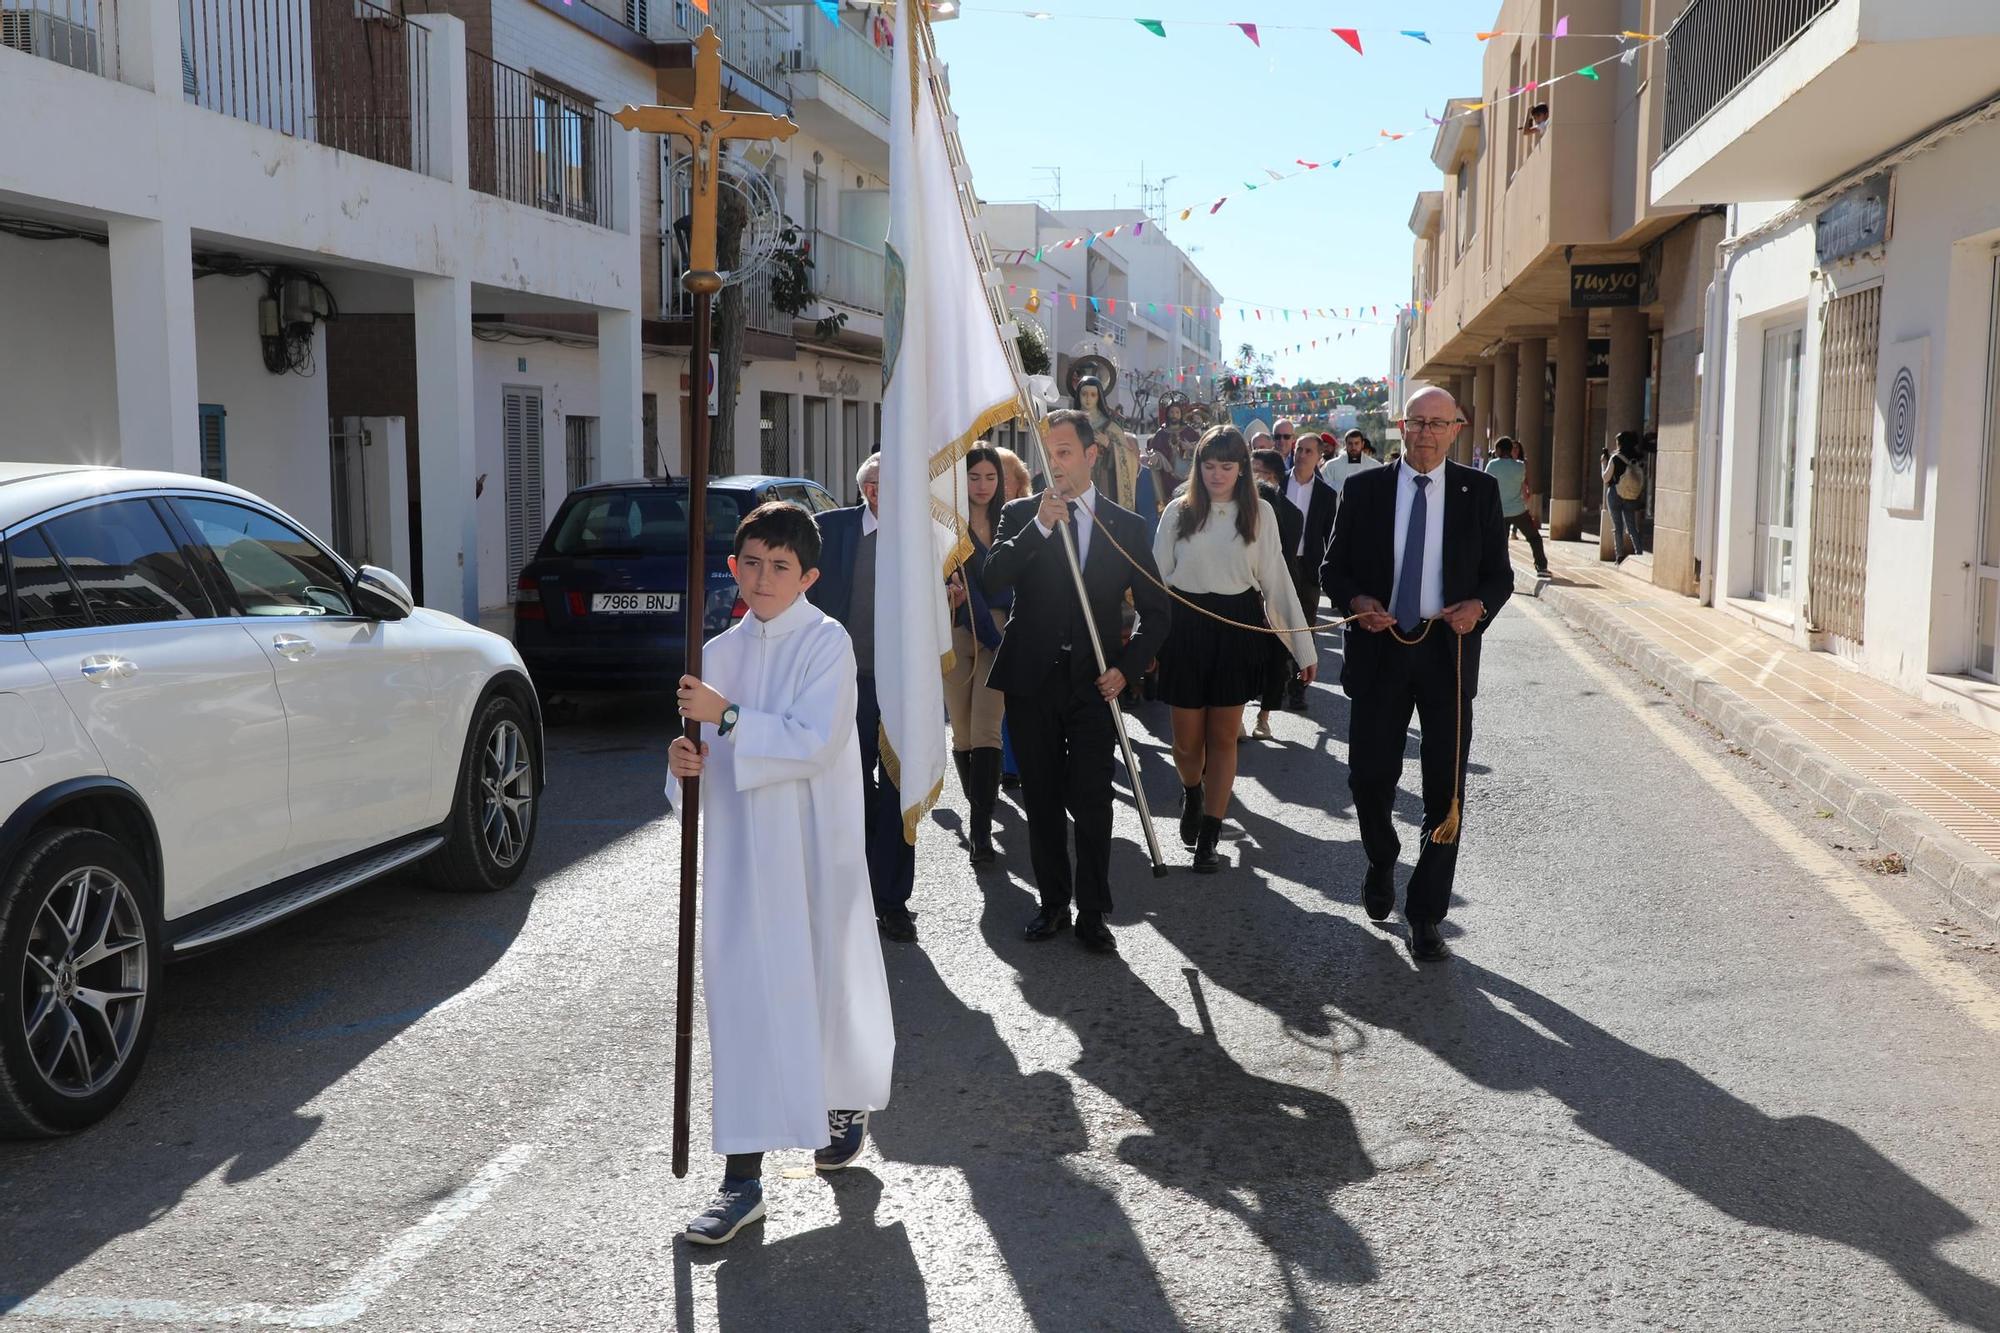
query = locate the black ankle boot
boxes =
[968,748,1001,865]
[1192,815,1224,873]
[1180,785,1203,849]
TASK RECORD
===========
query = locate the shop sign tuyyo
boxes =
[1570,263,1644,309]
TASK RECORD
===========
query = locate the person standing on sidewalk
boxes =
[1602,431,1647,560]
[1320,387,1512,962]
[1485,438,1547,577]
[808,456,919,944]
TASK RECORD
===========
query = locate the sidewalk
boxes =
[1514,537,2000,926]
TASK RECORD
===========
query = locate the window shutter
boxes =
[198,404,227,481]
[504,388,546,591]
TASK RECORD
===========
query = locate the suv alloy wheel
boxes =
[427,693,540,893]
[0,828,162,1137]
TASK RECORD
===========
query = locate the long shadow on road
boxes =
[0,707,669,1316]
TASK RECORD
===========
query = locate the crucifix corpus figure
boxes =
[613,29,800,1186]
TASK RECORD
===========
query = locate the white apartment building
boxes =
[1654,0,2000,726]
[985,203,1224,425]
[0,0,890,620]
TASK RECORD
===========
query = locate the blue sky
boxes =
[937,0,1493,384]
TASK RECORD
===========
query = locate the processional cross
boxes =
[614,28,797,1181]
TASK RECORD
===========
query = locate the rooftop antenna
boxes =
[1032,164,1062,210]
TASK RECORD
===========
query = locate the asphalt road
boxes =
[4,597,2000,1332]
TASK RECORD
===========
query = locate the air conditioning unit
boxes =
[0,8,101,73]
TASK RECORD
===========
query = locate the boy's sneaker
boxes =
[814,1109,870,1171]
[684,1177,765,1246]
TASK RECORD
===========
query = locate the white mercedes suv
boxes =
[0,465,542,1136]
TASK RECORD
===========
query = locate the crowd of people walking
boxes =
[878,386,1513,960]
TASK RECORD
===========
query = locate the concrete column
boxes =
[597,308,643,481]
[1516,337,1549,519]
[1601,305,1651,560]
[413,275,478,619]
[107,218,201,476]
[410,15,469,187]
[119,0,183,95]
[1472,361,1495,459]
[1493,343,1519,443]
[1550,313,1589,540]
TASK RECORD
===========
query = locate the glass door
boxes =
[1976,259,2000,677]
[1754,323,1805,602]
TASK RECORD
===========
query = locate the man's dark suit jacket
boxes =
[1319,460,1512,698]
[806,504,866,634]
[1293,473,1338,570]
[1259,482,1304,565]
[981,492,1170,693]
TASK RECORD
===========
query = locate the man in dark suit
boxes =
[1319,387,1512,961]
[983,409,1170,954]
[1281,433,1339,710]
[807,455,918,943]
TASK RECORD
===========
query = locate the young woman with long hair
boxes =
[1151,427,1317,871]
[945,445,1012,864]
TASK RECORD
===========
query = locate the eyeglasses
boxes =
[1402,417,1462,434]
[1275,432,1294,441]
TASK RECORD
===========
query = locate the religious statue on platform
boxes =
[1069,357,1139,512]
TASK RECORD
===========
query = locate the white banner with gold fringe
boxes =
[876,0,1021,842]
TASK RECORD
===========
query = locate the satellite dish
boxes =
[1025,374,1060,409]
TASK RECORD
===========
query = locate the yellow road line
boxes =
[1523,599,2000,1036]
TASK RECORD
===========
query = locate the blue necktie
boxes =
[1393,475,1430,633]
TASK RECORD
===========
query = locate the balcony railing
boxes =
[1662,0,1839,151]
[791,10,889,120]
[662,255,792,336]
[2,0,116,79]
[1086,309,1128,346]
[467,49,615,226]
[178,0,432,173]
[812,230,884,315]
[660,0,787,89]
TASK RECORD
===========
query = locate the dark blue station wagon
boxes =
[512,475,842,694]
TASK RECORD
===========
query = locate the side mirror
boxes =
[354,565,415,621]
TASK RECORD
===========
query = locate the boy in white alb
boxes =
[666,501,895,1246]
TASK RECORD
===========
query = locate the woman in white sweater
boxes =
[1152,427,1317,871]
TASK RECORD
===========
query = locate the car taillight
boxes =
[514,574,545,621]
[732,597,748,618]
[566,592,589,617]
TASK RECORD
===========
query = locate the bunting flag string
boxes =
[1000,282,1398,327]
[995,33,1665,256]
[913,6,1658,43]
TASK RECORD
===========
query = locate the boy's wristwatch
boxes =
[717,703,741,736]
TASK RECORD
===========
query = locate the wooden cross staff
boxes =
[614,28,797,1182]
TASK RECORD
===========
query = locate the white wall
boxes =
[0,234,120,465]
[491,0,655,107]
[193,275,333,536]
[0,235,328,533]
[472,336,683,610]
[1710,112,2000,695]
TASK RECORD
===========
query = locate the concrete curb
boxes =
[1517,568,2000,928]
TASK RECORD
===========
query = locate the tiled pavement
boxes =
[1516,537,2000,925]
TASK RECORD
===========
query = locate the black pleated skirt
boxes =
[1155,587,1273,709]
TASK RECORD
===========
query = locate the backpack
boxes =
[1615,456,1646,501]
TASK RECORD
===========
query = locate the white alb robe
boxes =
[665,595,895,1152]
